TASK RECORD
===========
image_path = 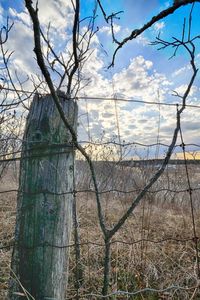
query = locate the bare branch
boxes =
[106,20,199,239]
[24,0,108,237]
[108,0,200,67]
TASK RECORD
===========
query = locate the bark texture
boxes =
[9,93,78,300]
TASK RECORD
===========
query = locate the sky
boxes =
[0,0,200,160]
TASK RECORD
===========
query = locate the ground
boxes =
[1,161,200,299]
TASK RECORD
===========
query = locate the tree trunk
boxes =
[9,92,78,300]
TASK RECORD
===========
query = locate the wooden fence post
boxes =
[9,92,78,300]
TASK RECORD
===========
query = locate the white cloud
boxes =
[0,4,4,26]
[9,8,31,27]
[99,24,121,35]
[153,21,165,32]
[174,84,197,97]
[164,1,171,8]
[172,66,187,77]
[5,21,38,76]
[1,1,77,92]
[77,52,177,145]
[135,35,149,46]
[112,56,171,102]
[32,0,74,30]
[78,49,200,149]
[1,2,199,155]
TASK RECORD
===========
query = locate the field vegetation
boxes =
[1,159,200,299]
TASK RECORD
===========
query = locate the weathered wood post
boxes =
[9,92,78,300]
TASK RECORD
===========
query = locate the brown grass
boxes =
[1,163,200,299]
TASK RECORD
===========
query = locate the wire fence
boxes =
[1,90,200,299]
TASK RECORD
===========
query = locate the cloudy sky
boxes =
[0,0,200,159]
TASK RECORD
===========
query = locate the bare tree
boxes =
[0,0,199,299]
[4,1,102,299]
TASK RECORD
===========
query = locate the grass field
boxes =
[1,161,200,299]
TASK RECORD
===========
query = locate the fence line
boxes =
[1,86,200,108]
[1,91,200,299]
[0,236,197,251]
[1,186,200,195]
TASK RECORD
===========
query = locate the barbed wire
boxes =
[1,186,200,196]
[1,136,200,149]
[1,143,200,163]
[66,284,200,299]
[1,90,200,299]
[1,86,200,108]
[0,236,197,251]
[1,4,200,299]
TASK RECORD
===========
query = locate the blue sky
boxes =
[93,1,200,71]
[1,1,199,74]
[0,1,200,158]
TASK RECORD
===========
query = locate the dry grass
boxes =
[1,163,200,299]
[66,195,200,299]
[0,168,18,300]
